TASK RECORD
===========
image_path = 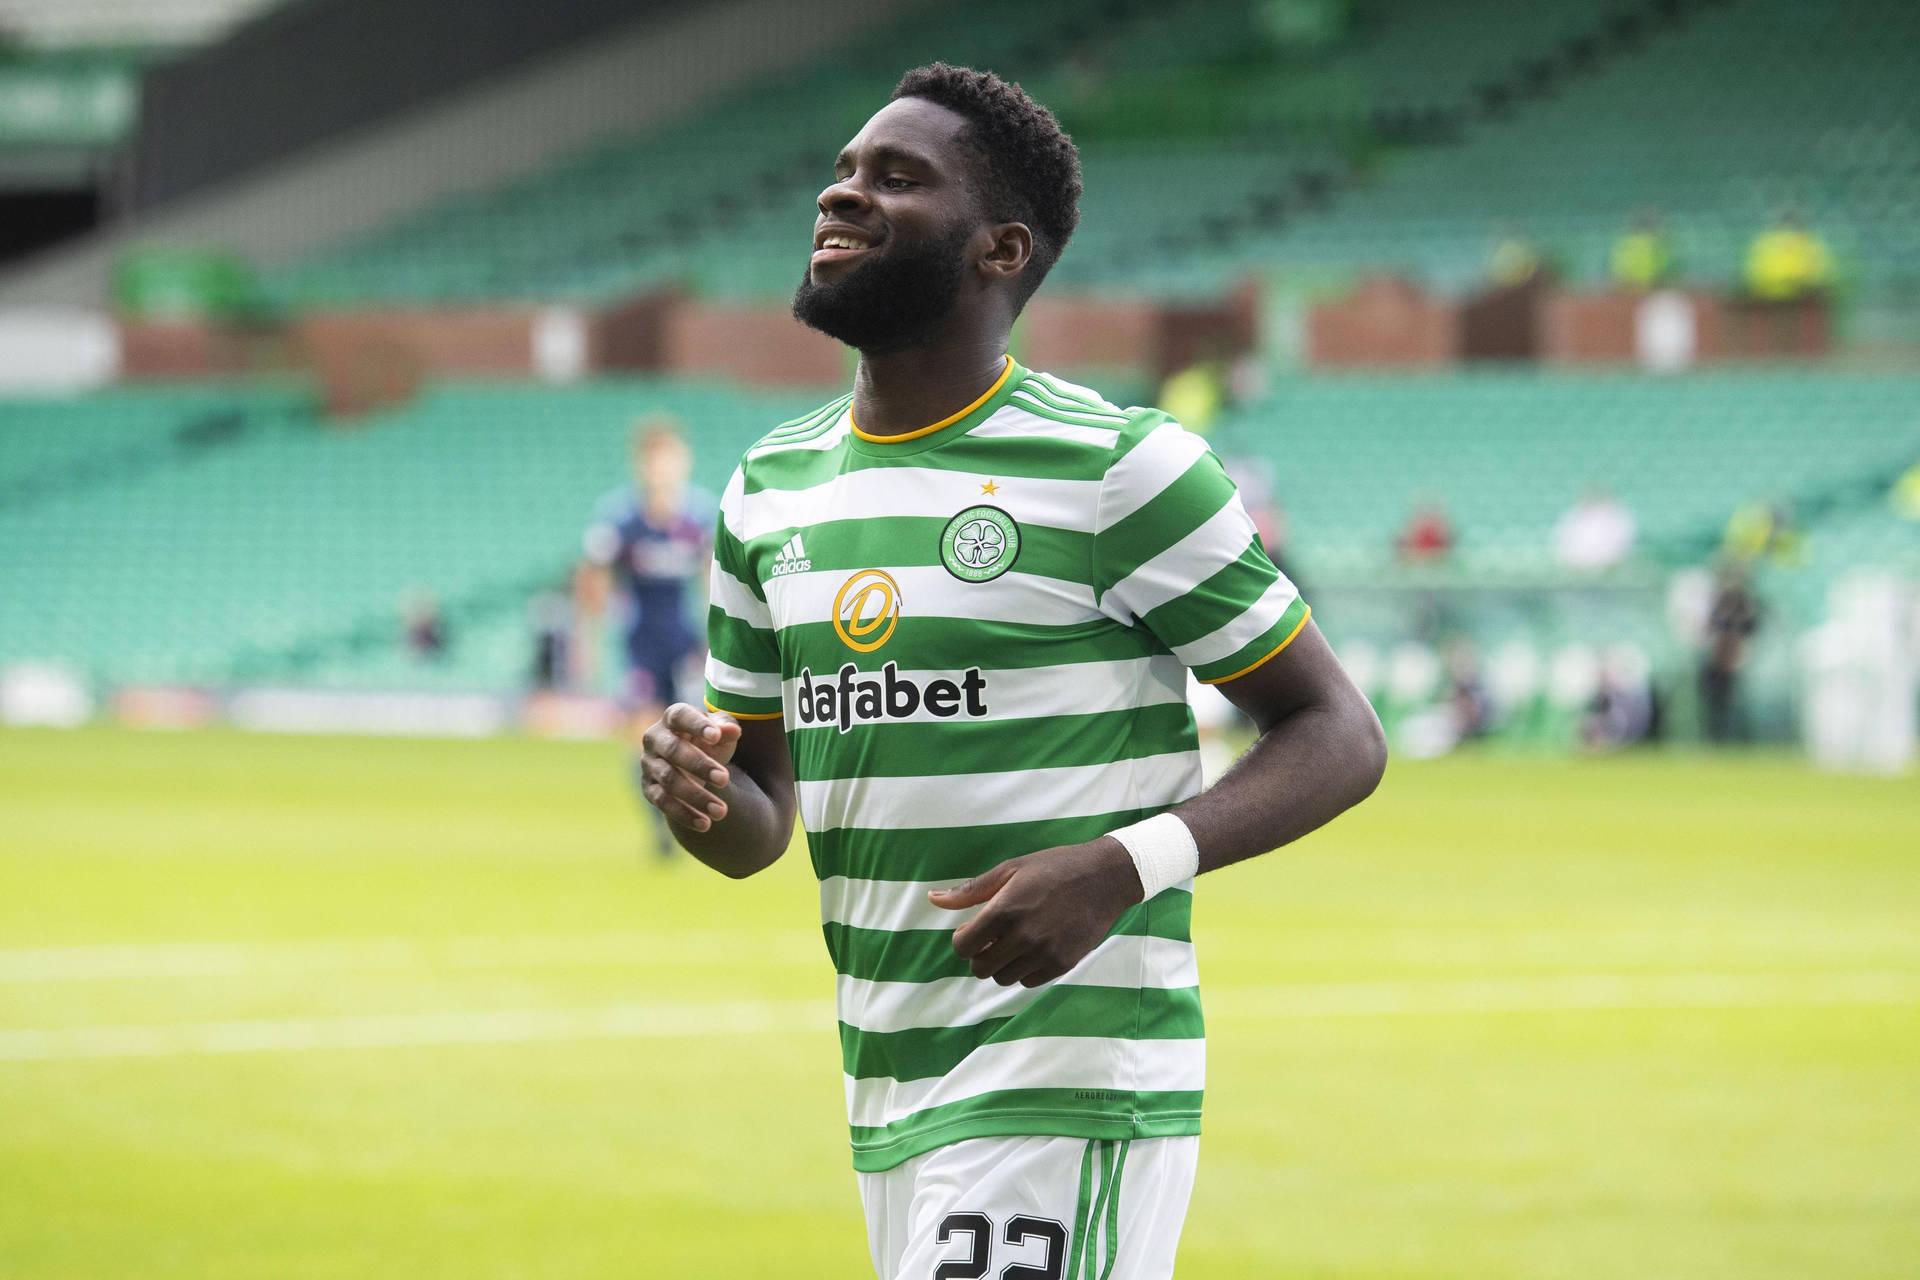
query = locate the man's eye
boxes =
[883,177,916,190]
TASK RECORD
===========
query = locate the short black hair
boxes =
[891,62,1081,306]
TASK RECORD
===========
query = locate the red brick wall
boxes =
[1308,277,1457,367]
[660,302,849,385]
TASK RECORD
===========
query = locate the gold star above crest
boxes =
[980,478,1000,496]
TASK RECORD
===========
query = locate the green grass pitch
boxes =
[2,726,1916,1278]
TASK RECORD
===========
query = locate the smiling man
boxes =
[639,64,1386,1279]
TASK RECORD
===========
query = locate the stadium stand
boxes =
[0,379,818,690]
[1240,0,1920,303]
[259,0,1688,307]
[0,0,282,50]
[4,369,1913,696]
[1219,369,1920,580]
[0,384,305,505]
[242,0,1920,310]
[259,0,1140,308]
[4,0,1915,745]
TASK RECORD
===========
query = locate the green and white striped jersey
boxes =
[703,357,1308,1172]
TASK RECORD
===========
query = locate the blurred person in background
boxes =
[1583,647,1655,750]
[527,585,574,691]
[1744,208,1834,302]
[1554,487,1637,572]
[1724,497,1801,565]
[1444,641,1494,742]
[1487,222,1545,287]
[1890,459,1920,520]
[401,588,447,660]
[1700,559,1761,744]
[1397,498,1455,563]
[1610,207,1677,290]
[578,417,715,849]
[1158,359,1226,435]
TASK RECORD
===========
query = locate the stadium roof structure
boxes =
[0,0,288,51]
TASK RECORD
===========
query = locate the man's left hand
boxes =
[928,838,1146,987]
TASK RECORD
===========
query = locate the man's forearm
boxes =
[1180,698,1386,876]
[927,694,1384,987]
[669,767,792,878]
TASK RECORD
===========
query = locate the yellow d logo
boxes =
[833,569,902,653]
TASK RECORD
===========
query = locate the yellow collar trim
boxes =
[849,355,1014,444]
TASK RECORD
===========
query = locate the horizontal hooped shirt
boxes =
[703,356,1308,1172]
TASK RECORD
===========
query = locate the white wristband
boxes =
[1108,812,1199,900]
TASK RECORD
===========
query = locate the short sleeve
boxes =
[1094,414,1309,685]
[703,466,784,719]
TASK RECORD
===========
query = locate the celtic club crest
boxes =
[939,504,1021,583]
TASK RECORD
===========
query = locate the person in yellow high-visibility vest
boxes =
[1488,224,1544,287]
[1744,210,1834,301]
[1610,208,1676,290]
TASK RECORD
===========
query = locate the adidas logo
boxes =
[770,532,812,576]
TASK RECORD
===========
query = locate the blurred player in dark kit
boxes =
[578,418,715,848]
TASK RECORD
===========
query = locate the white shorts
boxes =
[858,1134,1199,1280]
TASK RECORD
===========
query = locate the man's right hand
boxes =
[640,703,744,831]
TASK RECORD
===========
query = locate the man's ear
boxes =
[977,221,1034,281]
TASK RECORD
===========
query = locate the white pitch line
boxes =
[0,930,825,982]
[0,999,840,1062]
[9,927,1913,984]
[1205,970,1920,1020]
[2,971,1915,1063]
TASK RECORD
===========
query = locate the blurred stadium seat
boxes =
[3,367,1911,703]
[0,378,817,689]
[0,0,1915,734]
[227,0,1920,308]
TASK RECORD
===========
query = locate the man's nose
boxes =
[818,177,869,216]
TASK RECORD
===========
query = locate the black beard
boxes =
[791,226,969,354]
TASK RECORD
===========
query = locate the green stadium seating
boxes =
[3,370,1913,696]
[0,378,820,690]
[1217,369,1920,581]
[1231,0,1920,303]
[0,385,306,502]
[251,0,1920,309]
[257,0,1730,308]
[261,0,1137,309]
